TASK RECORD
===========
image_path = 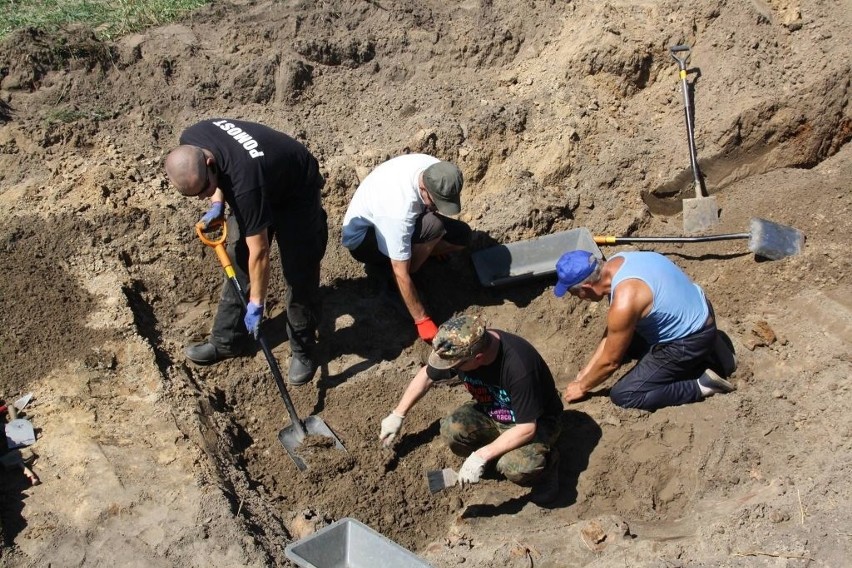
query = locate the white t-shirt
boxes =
[341,154,439,261]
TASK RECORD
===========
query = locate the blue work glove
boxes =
[244,301,264,337]
[198,201,225,230]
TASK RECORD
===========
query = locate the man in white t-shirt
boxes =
[342,154,471,342]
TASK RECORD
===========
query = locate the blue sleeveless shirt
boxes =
[610,252,708,344]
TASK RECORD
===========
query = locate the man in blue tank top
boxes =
[553,250,737,411]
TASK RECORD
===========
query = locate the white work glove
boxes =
[458,451,487,486]
[379,411,405,447]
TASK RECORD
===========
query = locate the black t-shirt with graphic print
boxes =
[426,331,563,424]
[180,119,321,236]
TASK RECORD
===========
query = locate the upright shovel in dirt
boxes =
[196,220,346,471]
[671,45,719,234]
[594,217,804,260]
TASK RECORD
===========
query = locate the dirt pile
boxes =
[1,1,850,566]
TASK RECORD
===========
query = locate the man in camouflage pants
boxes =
[379,314,564,505]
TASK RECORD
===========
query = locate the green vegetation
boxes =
[0,0,210,41]
[44,106,111,124]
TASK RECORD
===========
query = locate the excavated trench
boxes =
[2,2,850,564]
[145,103,851,566]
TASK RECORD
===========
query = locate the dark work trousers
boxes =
[609,302,719,411]
[210,193,328,357]
[349,210,472,266]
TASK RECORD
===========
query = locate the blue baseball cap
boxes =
[554,250,596,297]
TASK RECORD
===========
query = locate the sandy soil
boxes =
[1,0,850,566]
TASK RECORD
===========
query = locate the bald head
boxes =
[165,145,208,196]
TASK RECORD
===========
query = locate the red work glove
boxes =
[415,316,439,343]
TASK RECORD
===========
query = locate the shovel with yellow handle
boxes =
[594,217,804,261]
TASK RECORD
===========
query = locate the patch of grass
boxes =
[0,0,210,41]
[44,107,85,123]
[44,106,111,124]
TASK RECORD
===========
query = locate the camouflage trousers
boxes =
[439,401,561,486]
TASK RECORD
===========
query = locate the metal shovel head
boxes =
[14,392,33,412]
[748,217,804,260]
[5,418,36,449]
[682,192,720,234]
[278,415,346,471]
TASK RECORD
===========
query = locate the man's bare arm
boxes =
[245,232,271,305]
[392,366,433,417]
[475,422,536,462]
[565,280,650,401]
[391,258,428,321]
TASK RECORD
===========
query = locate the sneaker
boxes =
[289,352,318,386]
[697,368,736,396]
[185,342,243,365]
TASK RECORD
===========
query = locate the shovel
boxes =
[4,399,36,449]
[671,45,719,234]
[594,217,804,260]
[196,220,346,471]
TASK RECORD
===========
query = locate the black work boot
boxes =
[184,341,243,365]
[529,450,560,507]
[289,352,318,386]
[287,327,318,386]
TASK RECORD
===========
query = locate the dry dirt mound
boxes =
[1,1,850,566]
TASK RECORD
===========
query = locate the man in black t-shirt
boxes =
[165,119,328,385]
[379,314,564,505]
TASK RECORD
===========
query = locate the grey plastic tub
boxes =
[284,518,433,568]
[471,227,604,287]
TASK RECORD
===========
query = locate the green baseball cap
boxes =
[423,161,463,215]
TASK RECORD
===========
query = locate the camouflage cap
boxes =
[427,314,488,370]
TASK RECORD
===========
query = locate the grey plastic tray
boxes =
[284,517,432,568]
[471,227,604,287]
